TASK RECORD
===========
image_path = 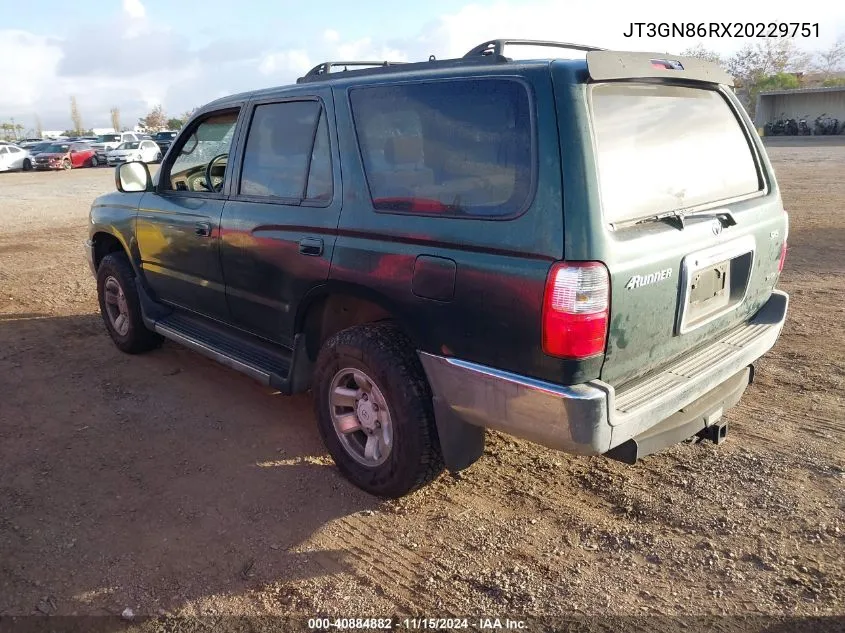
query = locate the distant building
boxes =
[755,86,845,129]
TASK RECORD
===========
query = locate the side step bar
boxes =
[152,311,311,395]
[605,366,752,464]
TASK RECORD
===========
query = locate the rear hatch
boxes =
[554,56,788,388]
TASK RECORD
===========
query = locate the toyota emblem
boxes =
[711,219,723,236]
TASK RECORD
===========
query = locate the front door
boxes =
[220,94,341,346]
[136,107,244,322]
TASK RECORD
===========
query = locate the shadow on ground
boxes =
[0,313,378,616]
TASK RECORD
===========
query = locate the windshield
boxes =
[44,144,69,153]
[591,83,761,224]
[116,142,140,150]
[155,132,176,140]
[98,134,120,142]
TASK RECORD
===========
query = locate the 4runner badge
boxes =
[625,268,673,290]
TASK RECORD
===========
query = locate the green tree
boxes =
[166,117,184,130]
[756,72,801,92]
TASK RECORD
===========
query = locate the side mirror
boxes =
[116,161,152,193]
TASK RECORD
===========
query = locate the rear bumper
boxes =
[419,290,788,458]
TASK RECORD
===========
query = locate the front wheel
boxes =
[96,253,162,354]
[22,158,32,171]
[313,324,444,498]
[90,155,98,167]
[62,158,72,170]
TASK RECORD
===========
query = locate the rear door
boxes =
[557,77,787,388]
[135,106,244,322]
[219,90,340,347]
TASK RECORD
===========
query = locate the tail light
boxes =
[542,261,610,360]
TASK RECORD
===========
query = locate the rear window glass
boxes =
[591,84,761,224]
[350,79,533,218]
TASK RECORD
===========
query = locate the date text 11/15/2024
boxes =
[307,617,528,630]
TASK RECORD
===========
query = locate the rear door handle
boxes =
[299,237,323,256]
[194,221,212,237]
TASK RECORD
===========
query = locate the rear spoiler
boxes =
[586,51,734,86]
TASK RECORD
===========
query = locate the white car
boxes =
[107,140,161,166]
[0,144,33,172]
[92,132,142,162]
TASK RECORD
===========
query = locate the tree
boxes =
[814,36,845,78]
[756,73,801,92]
[138,104,167,132]
[110,107,121,133]
[70,96,84,136]
[34,114,43,138]
[166,117,184,130]
[724,39,811,117]
[680,44,723,66]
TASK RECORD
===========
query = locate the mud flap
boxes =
[431,395,485,472]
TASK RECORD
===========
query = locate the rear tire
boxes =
[62,158,71,170]
[96,253,162,354]
[22,159,32,172]
[90,155,98,167]
[313,323,444,498]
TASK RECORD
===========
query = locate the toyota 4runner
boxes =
[86,40,789,497]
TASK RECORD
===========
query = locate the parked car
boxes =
[152,131,178,158]
[86,40,789,497]
[33,141,98,170]
[0,144,33,172]
[90,132,142,164]
[107,140,161,165]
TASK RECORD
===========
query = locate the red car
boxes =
[33,141,99,170]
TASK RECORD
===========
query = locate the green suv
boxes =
[86,40,789,497]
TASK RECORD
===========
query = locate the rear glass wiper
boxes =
[619,208,736,231]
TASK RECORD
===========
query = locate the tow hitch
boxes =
[697,420,728,445]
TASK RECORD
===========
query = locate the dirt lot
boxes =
[0,150,843,627]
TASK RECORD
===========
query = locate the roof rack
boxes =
[297,60,407,83]
[463,39,606,60]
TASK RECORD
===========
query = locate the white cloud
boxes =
[258,50,312,76]
[122,0,146,20]
[1,0,844,133]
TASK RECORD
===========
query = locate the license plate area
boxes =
[677,236,755,334]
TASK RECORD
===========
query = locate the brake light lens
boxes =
[542,262,610,359]
[778,239,787,272]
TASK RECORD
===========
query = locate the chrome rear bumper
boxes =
[418,290,788,457]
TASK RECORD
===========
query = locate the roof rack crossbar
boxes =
[298,60,407,81]
[464,39,606,59]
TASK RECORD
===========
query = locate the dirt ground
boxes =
[0,148,843,627]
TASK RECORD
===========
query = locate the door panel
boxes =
[220,93,340,346]
[135,106,244,322]
[136,195,228,320]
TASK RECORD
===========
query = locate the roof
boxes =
[758,86,845,97]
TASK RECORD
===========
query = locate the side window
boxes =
[350,79,533,218]
[0,148,7,155]
[163,109,239,193]
[239,100,331,202]
[8,146,20,153]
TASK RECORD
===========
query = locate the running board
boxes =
[152,311,311,395]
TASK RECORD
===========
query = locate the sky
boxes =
[2,0,844,133]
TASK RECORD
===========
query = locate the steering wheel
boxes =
[204,153,228,193]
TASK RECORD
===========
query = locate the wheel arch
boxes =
[295,282,424,362]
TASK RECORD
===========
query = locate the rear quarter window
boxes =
[350,78,534,219]
[590,83,762,225]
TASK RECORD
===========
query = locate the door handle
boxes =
[299,237,324,256]
[194,221,212,237]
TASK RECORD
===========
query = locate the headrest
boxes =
[384,136,423,165]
